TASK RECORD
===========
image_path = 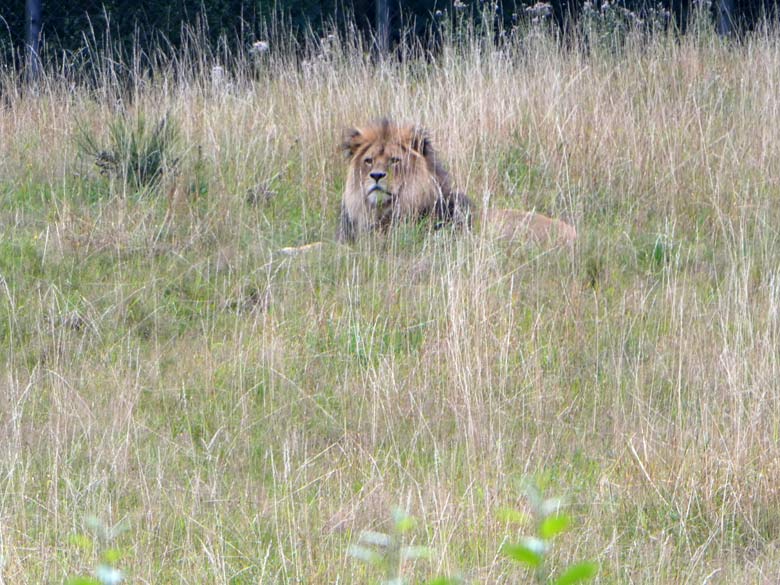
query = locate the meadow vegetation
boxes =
[1,16,780,583]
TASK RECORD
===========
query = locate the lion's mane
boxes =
[337,119,472,243]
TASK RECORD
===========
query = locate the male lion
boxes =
[337,118,472,243]
[336,119,576,247]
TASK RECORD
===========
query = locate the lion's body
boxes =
[337,119,472,243]
[483,208,577,247]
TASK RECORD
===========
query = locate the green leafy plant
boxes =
[348,508,461,585]
[66,516,128,585]
[76,112,180,191]
[501,482,598,585]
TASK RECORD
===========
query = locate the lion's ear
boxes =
[342,128,364,158]
[410,127,433,158]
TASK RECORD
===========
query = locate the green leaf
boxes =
[69,534,94,550]
[522,481,543,511]
[496,507,529,525]
[348,544,383,565]
[359,530,392,547]
[392,508,417,534]
[102,548,123,564]
[401,545,431,560]
[502,541,543,567]
[539,514,571,540]
[539,497,565,518]
[86,517,109,541]
[66,578,101,585]
[106,519,130,540]
[427,577,464,585]
[95,564,124,585]
[553,561,598,585]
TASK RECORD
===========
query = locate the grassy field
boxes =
[2,20,780,584]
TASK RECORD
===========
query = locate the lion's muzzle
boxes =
[366,185,392,208]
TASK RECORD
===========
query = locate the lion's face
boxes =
[354,141,406,210]
[341,120,435,219]
[337,119,467,243]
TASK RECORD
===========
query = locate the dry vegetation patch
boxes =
[1,24,780,583]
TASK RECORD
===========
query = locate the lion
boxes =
[337,118,472,243]
[336,119,576,248]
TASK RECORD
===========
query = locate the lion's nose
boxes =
[369,171,386,182]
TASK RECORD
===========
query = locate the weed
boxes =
[66,517,128,585]
[349,508,461,585]
[75,112,180,191]
[501,482,598,585]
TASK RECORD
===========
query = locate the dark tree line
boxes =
[4,1,780,71]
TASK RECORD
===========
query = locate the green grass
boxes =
[2,22,780,584]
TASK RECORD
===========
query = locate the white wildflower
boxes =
[250,40,270,56]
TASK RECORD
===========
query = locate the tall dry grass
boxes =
[1,19,780,583]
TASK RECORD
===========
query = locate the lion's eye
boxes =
[363,157,373,166]
[389,157,401,166]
